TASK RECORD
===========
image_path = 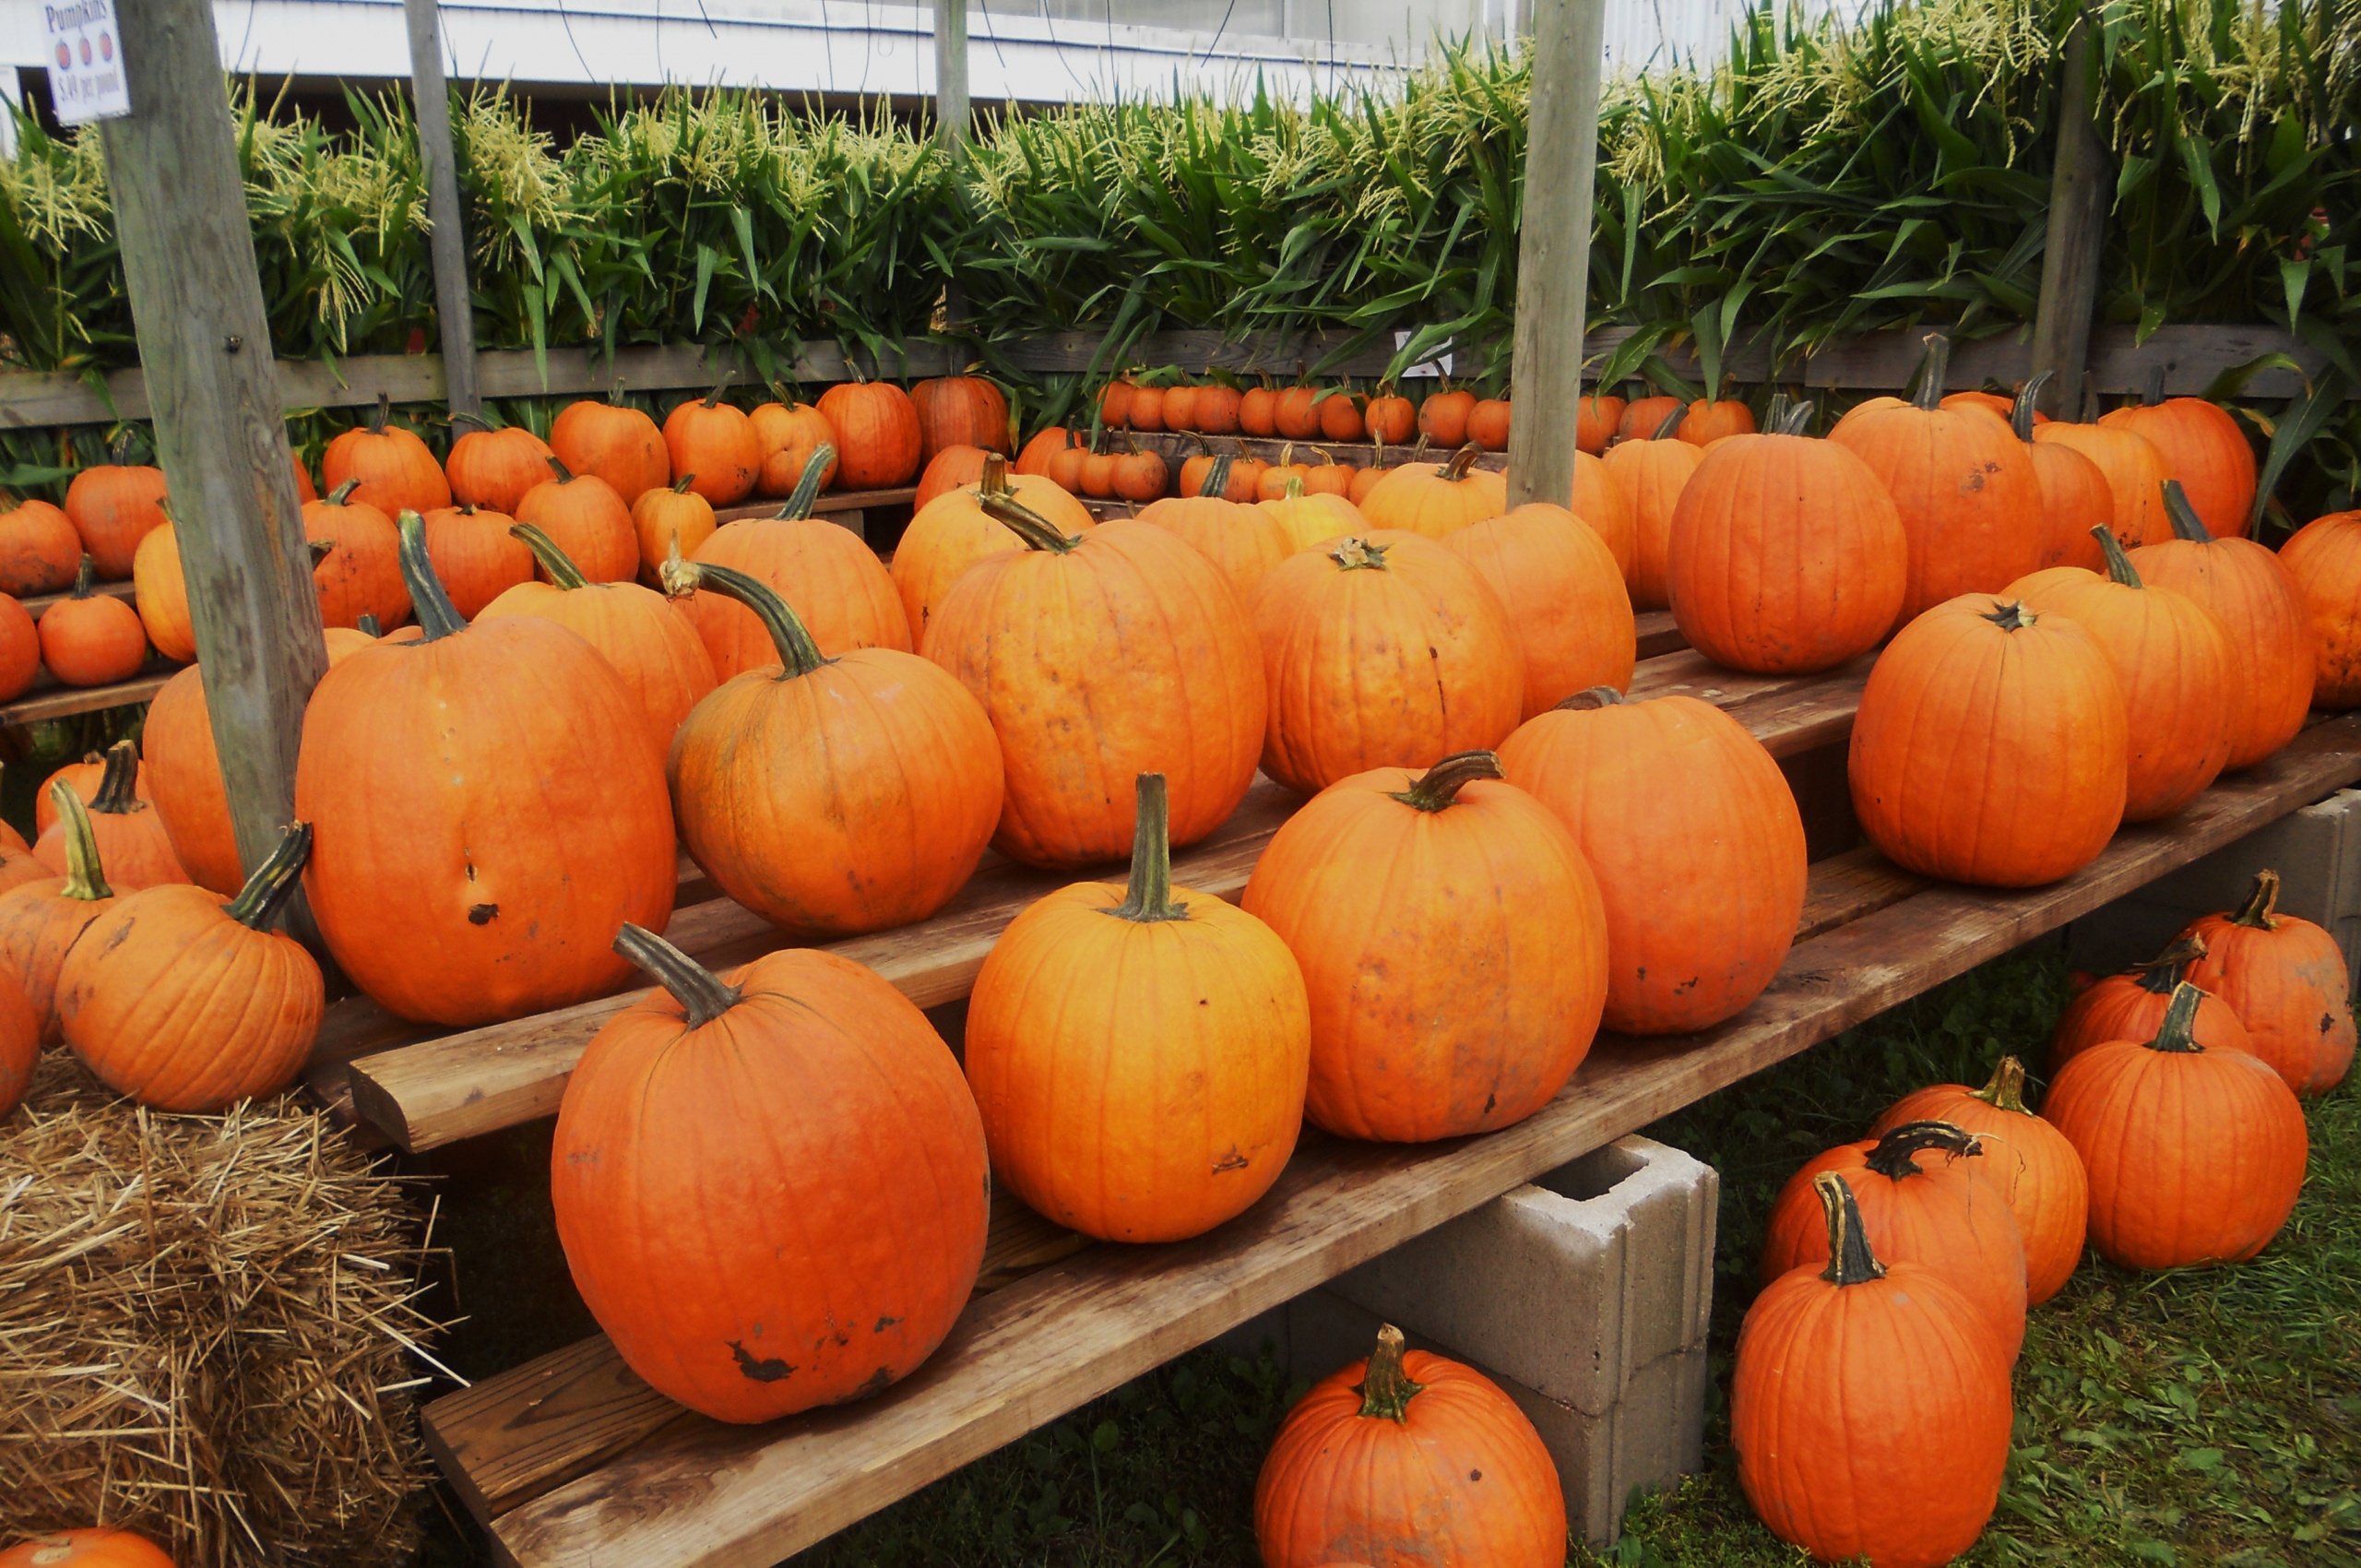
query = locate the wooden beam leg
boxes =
[933,0,970,154]
[408,0,481,416]
[2028,7,2111,419]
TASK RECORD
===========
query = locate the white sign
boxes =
[45,0,132,127]
[1394,329,1453,380]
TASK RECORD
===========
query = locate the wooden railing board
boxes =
[0,669,174,727]
[710,486,915,524]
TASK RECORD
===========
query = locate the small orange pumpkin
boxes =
[2182,870,2356,1095]
[39,556,149,686]
[551,390,670,502]
[2011,374,2112,570]
[1617,394,1683,441]
[2279,508,2361,708]
[0,593,34,701]
[419,501,535,619]
[891,451,1093,649]
[63,443,171,579]
[1575,392,1625,454]
[914,443,989,508]
[1678,396,1755,445]
[303,480,411,629]
[514,457,639,584]
[0,494,82,595]
[1363,386,1417,445]
[1443,505,1635,717]
[2051,936,2255,1071]
[816,379,924,489]
[445,415,555,514]
[749,398,840,496]
[1356,445,1507,538]
[628,477,718,584]
[33,741,188,891]
[662,384,762,504]
[322,393,451,518]
[1465,397,1512,450]
[2034,418,2172,549]
[1598,404,1701,609]
[1417,386,1475,447]
[1258,479,1366,553]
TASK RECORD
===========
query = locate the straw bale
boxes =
[0,1052,443,1567]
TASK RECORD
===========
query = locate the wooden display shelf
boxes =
[711,485,915,525]
[0,665,174,727]
[423,716,2361,1568]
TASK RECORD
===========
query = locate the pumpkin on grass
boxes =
[40,556,148,685]
[2279,508,2361,708]
[1850,596,2126,886]
[750,398,839,496]
[0,1529,178,1568]
[551,388,670,502]
[891,451,1092,648]
[2034,418,2171,549]
[662,384,761,504]
[0,785,120,1040]
[1443,506,1636,716]
[1254,1324,1566,1568]
[1759,1120,2028,1359]
[1138,455,1296,601]
[910,374,1012,462]
[926,493,1264,869]
[0,968,30,1122]
[966,773,1310,1242]
[34,741,186,891]
[552,924,990,1423]
[2011,374,2111,571]
[1601,408,1703,609]
[1241,752,1608,1142]
[1252,533,1522,795]
[63,440,171,581]
[1870,1057,2089,1304]
[817,378,924,489]
[322,393,450,518]
[1501,687,1805,1033]
[664,558,1001,936]
[1356,445,1506,538]
[1734,1173,2012,1568]
[59,821,323,1112]
[2046,982,2308,1269]
[629,477,717,583]
[513,457,637,585]
[295,515,677,1027]
[2100,384,2256,540]
[0,592,36,701]
[2052,935,2253,1070]
[2182,870,2355,1095]
[445,416,554,514]
[0,493,82,595]
[419,502,534,618]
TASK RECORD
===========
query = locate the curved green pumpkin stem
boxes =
[1106,774,1188,923]
[2012,372,2053,442]
[396,511,468,641]
[1329,536,1388,573]
[1652,403,1687,441]
[1860,1119,1980,1179]
[224,821,314,932]
[668,558,826,678]
[69,554,96,600]
[979,490,1079,554]
[1912,333,1952,411]
[509,523,593,590]
[327,477,362,506]
[2128,933,2206,994]
[2230,869,2284,930]
[701,376,730,410]
[90,740,141,814]
[1442,444,1484,481]
[1280,475,1306,500]
[1356,1324,1424,1423]
[2162,480,2213,542]
[1770,399,1816,437]
[2148,981,2210,1053]
[1971,1056,2032,1115]
[1555,685,1629,711]
[1394,750,1502,813]
[545,454,577,486]
[2094,526,2143,588]
[1984,599,2036,632]
[1815,1172,1887,1287]
[614,921,742,1029]
[50,783,113,902]
[1197,454,1233,501]
[671,474,696,495]
[366,391,391,435]
[776,445,836,521]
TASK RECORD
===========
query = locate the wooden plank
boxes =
[469,717,2361,1568]
[1632,610,1683,660]
[2027,11,2111,418]
[0,667,172,729]
[407,0,481,417]
[710,487,914,524]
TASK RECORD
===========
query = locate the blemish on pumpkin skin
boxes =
[468,903,498,925]
[873,1315,899,1333]
[1212,1147,1249,1174]
[729,1341,794,1382]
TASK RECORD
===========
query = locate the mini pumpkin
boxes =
[0,494,82,595]
[550,390,670,502]
[1417,386,1476,447]
[2181,870,2356,1095]
[628,477,718,585]
[1259,478,1367,553]
[445,415,555,514]
[0,1528,179,1568]
[322,393,450,518]
[1465,397,1512,450]
[1575,392,1625,454]
[64,441,171,579]
[0,595,32,702]
[1678,396,1755,445]
[1364,386,1417,445]
[39,556,149,685]
[749,398,840,496]
[662,384,762,504]
[1618,393,1684,441]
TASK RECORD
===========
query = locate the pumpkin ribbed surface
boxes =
[2182,872,2356,1095]
[2275,510,2361,709]
[551,398,670,502]
[892,466,1091,649]
[1831,398,2043,625]
[1442,504,1635,718]
[1600,434,1702,610]
[2100,398,2255,539]
[684,515,910,676]
[2035,422,2171,548]
[2128,503,2313,770]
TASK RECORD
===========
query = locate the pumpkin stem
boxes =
[1970,1056,2032,1115]
[2147,981,2210,1053]
[1983,599,2036,632]
[366,391,391,435]
[450,410,491,434]
[1354,1324,1424,1423]
[50,784,113,901]
[223,821,313,931]
[2012,372,2052,442]
[89,740,141,814]
[979,491,1080,554]
[979,452,1011,497]
[1554,685,1629,711]
[2162,480,2213,542]
[2092,525,2144,588]
[1105,774,1188,923]
[1328,536,1389,573]
[776,446,836,521]
[2229,869,2283,930]
[1769,400,1815,437]
[667,558,827,678]
[2144,365,2166,408]
[1652,404,1686,441]
[327,477,362,506]
[1197,455,1233,501]
[613,921,742,1029]
[308,539,337,570]
[1281,475,1306,500]
[546,454,577,485]
[397,511,469,641]
[2128,934,2207,993]
[701,377,729,410]
[672,475,695,494]
[1859,1119,1981,1179]
[358,612,383,636]
[69,554,95,600]
[1912,334,1952,411]
[509,523,594,590]
[1394,750,1503,813]
[1815,1173,1888,1287]
[1442,444,1483,481]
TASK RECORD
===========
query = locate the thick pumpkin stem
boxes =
[978,452,1010,497]
[224,821,314,932]
[777,445,836,520]
[1770,400,1816,437]
[2012,372,2053,442]
[69,554,95,600]
[1395,750,1503,813]
[979,491,1079,554]
[702,378,729,410]
[1983,600,2036,632]
[358,612,382,636]
[308,539,337,570]
[1355,1324,1424,1423]
[366,391,391,435]
[2229,869,2284,930]
[2144,365,2166,408]
[2148,981,2210,1053]
[1912,334,1952,410]
[397,510,469,641]
[1281,476,1306,500]
[1555,685,1629,711]
[327,477,362,506]
[545,455,577,485]
[615,921,742,1029]
[51,784,113,902]
[1816,1173,1887,1287]
[1442,444,1484,481]
[1652,404,1687,441]
[671,559,827,679]
[2094,526,2143,588]
[1860,1119,1981,1179]
[1971,1056,2033,1115]
[671,474,696,495]
[1106,774,1188,923]
[1197,455,1233,501]
[509,523,593,590]
[1328,537,1388,573]
[89,740,141,814]
[2126,934,2206,992]
[2162,480,2214,542]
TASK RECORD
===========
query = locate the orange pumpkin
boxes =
[628,477,718,584]
[1077,439,1118,499]
[1417,386,1475,447]
[1869,1057,2089,1305]
[1259,480,1366,553]
[1575,392,1625,454]
[1137,456,1296,602]
[1046,432,1089,494]
[1126,386,1166,434]
[2012,376,2113,571]
[1311,386,1362,443]
[1667,404,1908,673]
[0,494,81,595]
[2129,481,2315,769]
[967,773,1309,1241]
[1443,505,1635,717]
[1599,419,1702,610]
[925,496,1264,869]
[1678,397,1755,445]
[1237,381,1276,437]
[749,398,840,497]
[1617,394,1683,441]
[33,741,186,890]
[816,379,924,489]
[1569,448,1638,579]
[1197,383,1246,436]
[0,968,35,1120]
[513,457,639,585]
[1363,386,1417,445]
[1501,687,1806,1033]
[419,502,534,619]
[909,374,1011,462]
[1253,533,1522,795]
[34,750,146,837]
[0,1529,178,1568]
[1271,384,1319,440]
[1356,445,1507,538]
[322,394,450,518]
[1164,383,1204,434]
[0,784,120,1040]
[1254,444,1312,501]
[130,521,198,660]
[1465,398,1512,451]
[551,391,670,502]
[2034,419,2172,550]
[0,593,34,701]
[1014,424,1071,475]
[1111,440,1169,503]
[2101,392,2256,539]
[1940,387,2019,422]
[2052,936,2255,1073]
[891,452,1093,649]
[1098,378,1135,430]
[913,443,989,508]
[1850,595,2126,885]
[552,925,990,1424]
[63,448,171,580]
[294,515,677,1027]
[2182,870,2356,1095]
[445,417,555,514]
[38,557,149,686]
[2272,508,2361,709]
[1242,752,1607,1141]
[1255,1324,1567,1568]
[303,480,411,629]
[661,385,762,505]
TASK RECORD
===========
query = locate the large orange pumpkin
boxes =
[1355,445,1507,539]
[0,494,82,595]
[1443,505,1635,717]
[1829,337,2044,626]
[925,497,1264,868]
[0,1529,179,1568]
[1850,595,2126,885]
[1137,456,1296,603]
[2034,419,2171,549]
[2100,391,2255,539]
[909,374,1011,462]
[445,417,555,514]
[2003,526,2235,821]
[552,926,990,1423]
[2046,982,2308,1269]
[2129,481,2315,770]
[39,556,149,686]
[58,821,323,1112]
[2182,870,2356,1095]
[0,784,120,1041]
[551,391,670,502]
[966,773,1309,1241]
[294,514,677,1027]
[2273,508,2361,709]
[1501,687,1806,1033]
[664,558,1001,936]
[749,398,840,497]
[816,379,924,489]
[512,457,638,584]
[1601,421,1703,610]
[891,452,1092,649]
[1869,1057,2089,1304]
[661,386,761,505]
[33,742,186,891]
[1241,752,1608,1141]
[63,449,171,580]
[420,502,535,618]
[1252,532,1522,795]
[322,394,450,518]
[1255,1324,1567,1568]
[2011,375,2112,571]
[300,480,411,630]
[1734,1173,2012,1568]
[2051,935,2254,1070]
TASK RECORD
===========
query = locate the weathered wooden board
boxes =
[710,486,914,524]
[0,669,174,728]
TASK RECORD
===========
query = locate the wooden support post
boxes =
[407,0,481,415]
[1504,0,1608,510]
[934,0,969,153]
[2028,5,2110,419]
[100,0,327,906]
